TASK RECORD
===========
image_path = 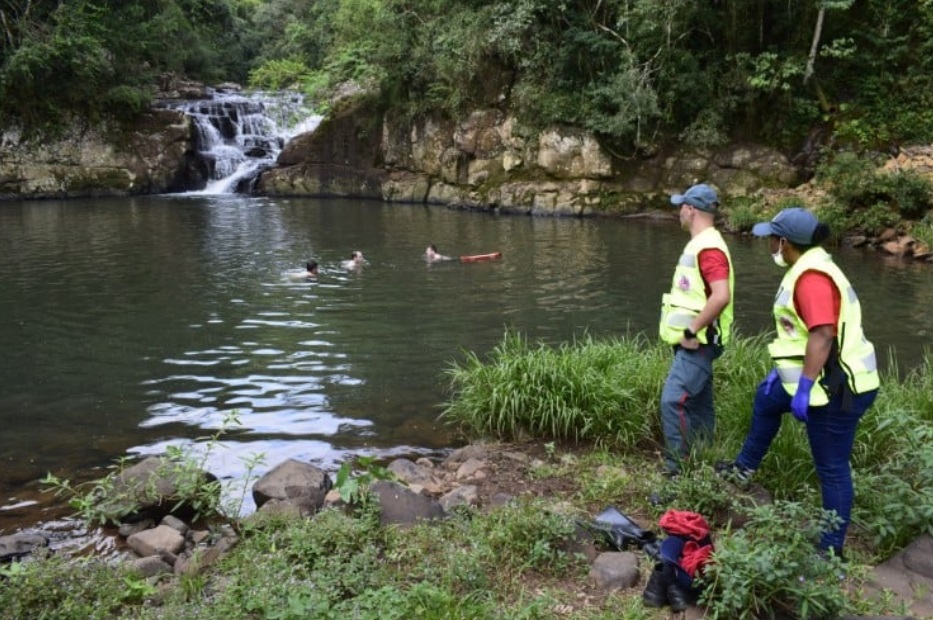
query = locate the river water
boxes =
[1,195,930,530]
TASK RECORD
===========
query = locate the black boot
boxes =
[667,579,697,612]
[642,562,669,608]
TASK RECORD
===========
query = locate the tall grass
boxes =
[442,330,669,447]
[443,329,775,452]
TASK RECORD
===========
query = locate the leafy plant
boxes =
[881,170,933,220]
[663,465,746,524]
[813,201,854,244]
[851,364,933,556]
[815,152,885,208]
[333,455,395,504]
[461,498,583,576]
[699,501,853,620]
[0,562,28,579]
[120,574,157,603]
[855,203,899,235]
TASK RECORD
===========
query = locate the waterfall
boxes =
[158,87,322,194]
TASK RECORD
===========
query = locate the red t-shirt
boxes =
[794,270,841,334]
[698,248,730,296]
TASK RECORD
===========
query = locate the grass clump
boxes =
[721,196,765,232]
[442,329,668,446]
[908,218,933,249]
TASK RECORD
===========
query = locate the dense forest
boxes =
[2,0,933,156]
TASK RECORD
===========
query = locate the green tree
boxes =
[0,0,255,131]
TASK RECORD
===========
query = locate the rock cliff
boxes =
[258,95,801,215]
[0,110,195,200]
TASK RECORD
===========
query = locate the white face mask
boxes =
[772,239,788,268]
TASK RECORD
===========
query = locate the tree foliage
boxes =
[0,0,254,131]
[4,0,933,152]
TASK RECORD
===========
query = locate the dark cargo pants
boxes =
[660,344,720,474]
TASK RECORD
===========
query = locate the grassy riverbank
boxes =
[443,331,933,558]
[2,333,931,619]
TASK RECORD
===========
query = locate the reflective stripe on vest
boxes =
[767,247,880,405]
[659,227,734,346]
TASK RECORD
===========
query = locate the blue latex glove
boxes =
[763,369,780,395]
[791,376,815,423]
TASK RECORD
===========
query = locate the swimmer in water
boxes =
[341,250,365,269]
[286,260,319,280]
[425,244,452,262]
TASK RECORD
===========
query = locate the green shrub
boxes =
[274,500,383,566]
[814,152,933,232]
[248,58,313,90]
[879,169,933,220]
[721,196,764,232]
[813,201,853,244]
[816,152,884,208]
[699,501,852,620]
[679,108,728,149]
[855,202,900,235]
[465,499,582,575]
[104,85,154,120]
[663,465,748,524]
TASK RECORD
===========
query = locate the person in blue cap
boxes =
[657,183,735,476]
[717,206,880,559]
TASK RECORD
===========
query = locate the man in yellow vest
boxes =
[717,207,879,558]
[658,183,734,476]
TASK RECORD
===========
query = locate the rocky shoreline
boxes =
[2,443,931,619]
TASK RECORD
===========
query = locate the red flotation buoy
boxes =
[459,252,503,263]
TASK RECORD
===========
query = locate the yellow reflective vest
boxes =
[659,227,734,346]
[767,247,880,405]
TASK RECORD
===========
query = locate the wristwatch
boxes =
[683,327,698,340]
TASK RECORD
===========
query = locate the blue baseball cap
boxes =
[670,183,719,212]
[752,207,818,245]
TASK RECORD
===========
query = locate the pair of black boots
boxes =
[642,561,696,612]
